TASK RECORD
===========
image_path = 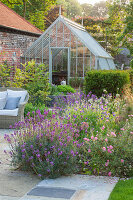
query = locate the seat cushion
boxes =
[0,97,7,110]
[4,96,21,110]
[7,89,27,104]
[0,108,19,116]
[0,91,7,98]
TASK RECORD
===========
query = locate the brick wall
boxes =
[0,31,39,67]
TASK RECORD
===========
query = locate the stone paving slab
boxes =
[20,175,119,200]
[0,195,19,200]
[27,187,76,199]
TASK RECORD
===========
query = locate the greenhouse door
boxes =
[49,47,70,85]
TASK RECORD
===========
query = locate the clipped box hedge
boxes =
[84,70,130,97]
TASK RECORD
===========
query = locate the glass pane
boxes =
[50,24,56,47]
[71,57,76,77]
[77,57,83,77]
[84,47,90,57]
[84,56,90,74]
[91,54,95,70]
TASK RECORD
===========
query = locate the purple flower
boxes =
[36,154,40,158]
[50,161,54,166]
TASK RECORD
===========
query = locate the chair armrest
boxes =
[18,101,27,108]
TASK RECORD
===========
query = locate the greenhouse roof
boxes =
[61,16,112,59]
[25,15,113,59]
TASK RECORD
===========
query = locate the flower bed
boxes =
[4,92,133,178]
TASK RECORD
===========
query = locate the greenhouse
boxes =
[23,13,115,84]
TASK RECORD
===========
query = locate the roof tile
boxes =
[0,2,42,34]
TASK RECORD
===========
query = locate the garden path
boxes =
[0,129,40,200]
[0,129,119,200]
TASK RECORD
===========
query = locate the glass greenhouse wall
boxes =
[23,15,115,84]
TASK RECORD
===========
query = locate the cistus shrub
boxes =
[81,116,133,177]
[84,70,130,97]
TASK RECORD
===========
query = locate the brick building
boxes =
[0,2,42,67]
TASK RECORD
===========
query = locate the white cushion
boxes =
[0,108,19,116]
[0,97,7,110]
[0,91,7,98]
[7,89,27,104]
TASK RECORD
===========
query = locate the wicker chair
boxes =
[0,88,29,129]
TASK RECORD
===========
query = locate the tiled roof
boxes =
[0,2,42,35]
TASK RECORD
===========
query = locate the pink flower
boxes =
[120,128,125,131]
[102,126,105,130]
[108,172,111,176]
[94,137,98,141]
[121,159,124,163]
[105,160,109,167]
[84,161,89,165]
[88,149,91,153]
[105,138,108,142]
[111,132,116,137]
[130,132,133,135]
[109,145,113,150]
[108,149,112,153]
[91,136,94,140]
[102,147,106,151]
[83,138,88,141]
[83,138,90,142]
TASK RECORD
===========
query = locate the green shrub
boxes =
[10,60,49,105]
[81,116,133,177]
[57,85,76,95]
[128,70,133,91]
[85,70,130,97]
[0,62,13,87]
[24,103,46,117]
[130,59,133,69]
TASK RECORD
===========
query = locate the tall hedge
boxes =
[84,70,130,97]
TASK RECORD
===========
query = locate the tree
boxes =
[56,0,82,18]
[1,0,56,30]
[105,0,128,56]
[81,3,92,17]
[91,1,108,18]
[118,1,133,56]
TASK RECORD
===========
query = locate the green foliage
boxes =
[85,70,130,97]
[10,60,49,105]
[24,103,46,117]
[0,62,13,87]
[128,69,133,92]
[23,61,49,105]
[118,1,133,56]
[57,85,76,95]
[108,178,133,200]
[130,59,133,69]
[48,84,76,96]
[82,116,133,177]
